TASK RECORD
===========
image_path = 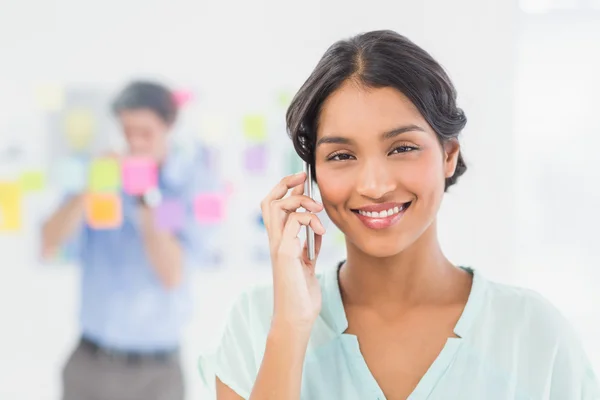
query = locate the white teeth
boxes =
[358,205,407,218]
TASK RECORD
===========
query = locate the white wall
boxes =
[11,0,597,399]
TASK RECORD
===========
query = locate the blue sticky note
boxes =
[54,157,88,193]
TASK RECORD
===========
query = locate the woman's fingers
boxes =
[268,196,322,245]
[301,232,323,269]
[260,172,306,229]
[274,195,323,214]
[277,212,326,259]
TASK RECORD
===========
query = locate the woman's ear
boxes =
[443,139,460,179]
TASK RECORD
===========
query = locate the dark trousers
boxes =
[61,339,184,400]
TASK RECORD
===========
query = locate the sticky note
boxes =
[244,145,267,173]
[54,157,88,193]
[64,109,95,151]
[85,193,122,229]
[20,170,45,192]
[122,157,158,195]
[288,151,304,175]
[173,90,194,106]
[193,193,225,224]
[0,182,22,232]
[243,114,267,142]
[89,158,121,192]
[154,199,185,232]
[35,84,64,112]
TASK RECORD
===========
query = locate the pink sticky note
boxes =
[173,90,194,106]
[243,145,267,173]
[155,199,185,232]
[122,157,158,195]
[193,193,225,224]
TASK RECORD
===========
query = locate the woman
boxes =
[200,30,599,399]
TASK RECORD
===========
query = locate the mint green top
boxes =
[199,266,599,399]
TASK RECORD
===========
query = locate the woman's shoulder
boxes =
[483,276,570,328]
[475,271,585,352]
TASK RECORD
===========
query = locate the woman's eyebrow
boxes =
[382,124,425,140]
[316,124,425,148]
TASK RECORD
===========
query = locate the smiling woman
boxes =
[199,30,599,400]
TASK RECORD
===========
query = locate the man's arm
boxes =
[138,205,184,289]
[41,194,86,259]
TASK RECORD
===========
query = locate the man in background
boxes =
[42,81,212,400]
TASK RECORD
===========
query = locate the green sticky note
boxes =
[243,114,267,142]
[89,158,121,192]
[20,170,45,192]
[288,151,304,175]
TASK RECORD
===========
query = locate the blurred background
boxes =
[0,0,598,398]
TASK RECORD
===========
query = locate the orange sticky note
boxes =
[0,182,23,231]
[85,193,122,229]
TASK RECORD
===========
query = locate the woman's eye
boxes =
[328,153,354,161]
[390,145,418,154]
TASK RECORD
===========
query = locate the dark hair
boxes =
[286,30,467,190]
[112,81,178,125]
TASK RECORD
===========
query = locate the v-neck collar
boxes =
[320,262,488,399]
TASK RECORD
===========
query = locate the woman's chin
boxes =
[354,241,411,259]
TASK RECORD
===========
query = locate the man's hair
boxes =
[111,81,178,125]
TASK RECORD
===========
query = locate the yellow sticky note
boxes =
[0,182,23,232]
[20,170,45,192]
[85,193,123,229]
[243,114,267,142]
[35,84,64,112]
[64,109,95,151]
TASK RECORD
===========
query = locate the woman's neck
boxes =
[339,222,468,311]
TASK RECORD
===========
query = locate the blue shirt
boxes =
[198,265,599,399]
[68,146,217,352]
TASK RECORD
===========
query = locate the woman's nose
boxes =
[355,160,397,200]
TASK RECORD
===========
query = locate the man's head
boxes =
[111,81,178,161]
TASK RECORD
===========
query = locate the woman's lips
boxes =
[353,201,411,230]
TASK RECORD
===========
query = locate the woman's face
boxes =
[314,81,459,258]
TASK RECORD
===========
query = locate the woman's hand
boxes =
[260,172,326,332]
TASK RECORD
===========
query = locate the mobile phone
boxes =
[304,161,316,261]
